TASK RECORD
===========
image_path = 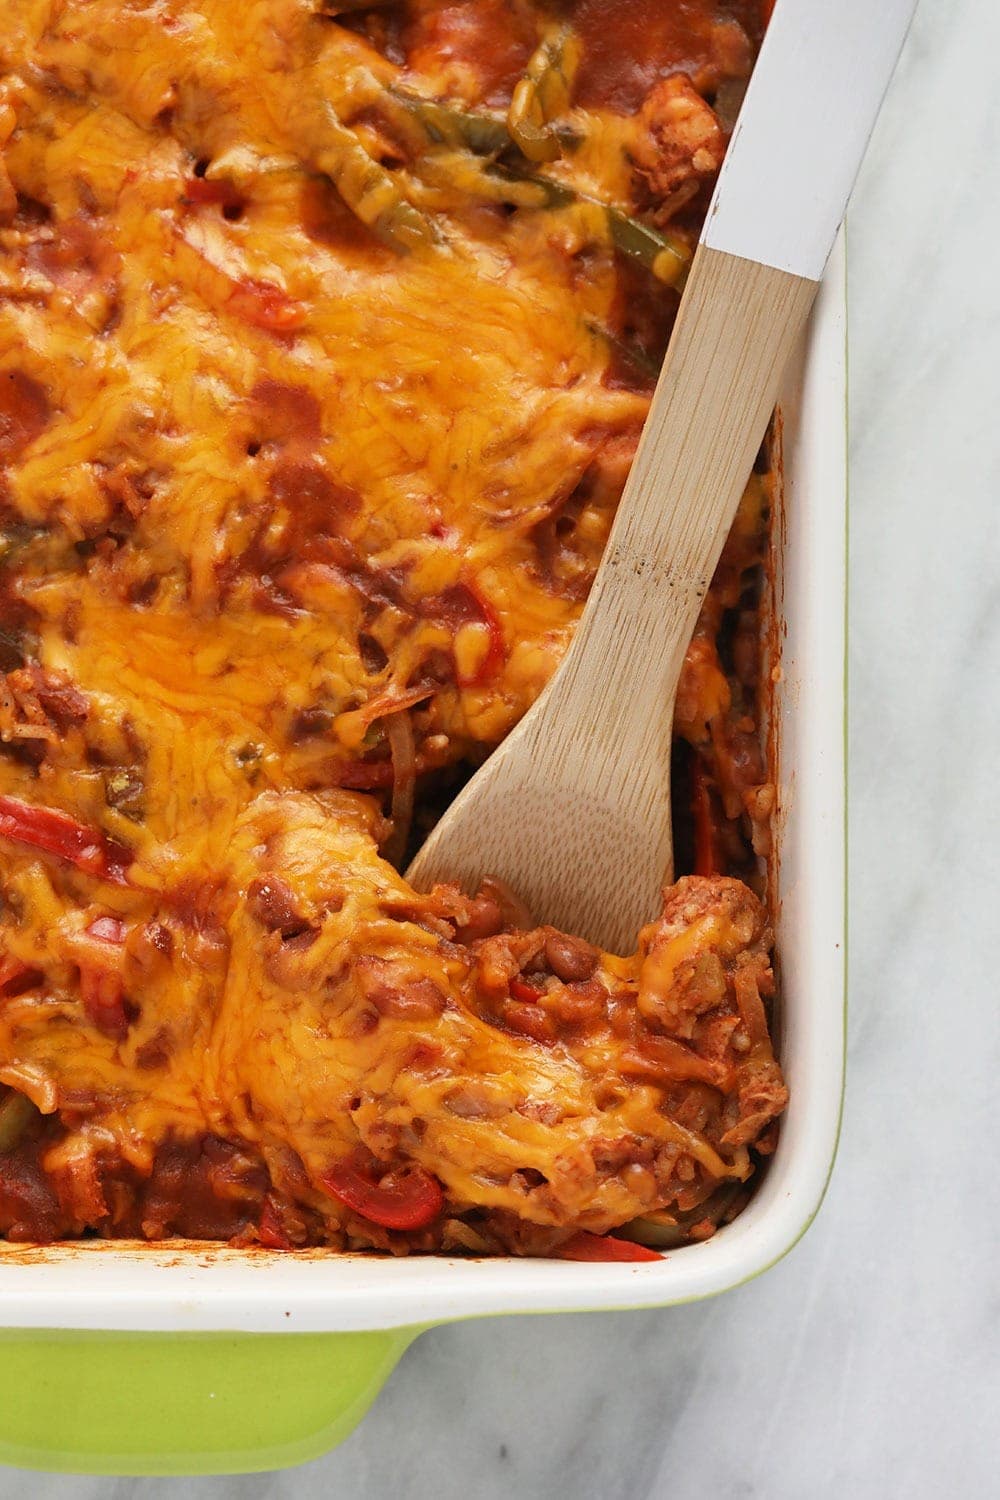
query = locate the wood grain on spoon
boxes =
[408,246,816,952]
[408,0,917,951]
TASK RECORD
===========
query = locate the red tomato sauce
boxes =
[571,0,763,112]
[402,0,538,107]
[0,370,50,465]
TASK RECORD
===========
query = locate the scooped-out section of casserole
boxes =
[0,0,786,1257]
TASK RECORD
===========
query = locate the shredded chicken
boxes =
[631,74,727,224]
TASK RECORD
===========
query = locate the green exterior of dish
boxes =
[0,1327,424,1475]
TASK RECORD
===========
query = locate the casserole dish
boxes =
[0,235,846,1476]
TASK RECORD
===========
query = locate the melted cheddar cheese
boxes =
[0,0,784,1254]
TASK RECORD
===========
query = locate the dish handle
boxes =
[0,1325,425,1475]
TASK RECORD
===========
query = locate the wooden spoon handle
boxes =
[546,244,817,744]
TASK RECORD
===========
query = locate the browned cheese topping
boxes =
[0,0,784,1255]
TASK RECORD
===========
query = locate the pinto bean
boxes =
[247,875,310,937]
[543,930,598,983]
[370,977,445,1021]
[356,957,446,1021]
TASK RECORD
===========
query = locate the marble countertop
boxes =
[5,0,997,1494]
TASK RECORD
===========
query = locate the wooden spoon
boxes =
[409,0,917,952]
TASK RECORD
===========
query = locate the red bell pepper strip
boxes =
[690,758,720,878]
[0,795,133,885]
[321,1161,444,1231]
[80,966,129,1041]
[183,177,244,212]
[80,916,130,1040]
[509,975,543,1004]
[0,953,42,998]
[228,277,306,333]
[258,1197,295,1251]
[558,1232,662,1263]
[334,759,395,790]
[429,582,506,688]
[459,586,505,688]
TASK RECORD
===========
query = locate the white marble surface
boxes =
[4,0,999,1492]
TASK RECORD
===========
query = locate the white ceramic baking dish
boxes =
[0,237,846,1477]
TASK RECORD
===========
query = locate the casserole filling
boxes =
[0,0,786,1255]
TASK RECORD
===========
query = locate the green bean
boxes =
[601,199,691,287]
[388,87,511,158]
[486,164,692,287]
[0,1090,37,1153]
[615,1211,687,1249]
[619,1184,744,1247]
[312,102,442,252]
[508,24,581,164]
[585,322,661,383]
[0,627,24,671]
[388,84,580,160]
[323,82,687,282]
[0,521,44,566]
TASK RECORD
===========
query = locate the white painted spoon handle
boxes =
[706,0,918,279]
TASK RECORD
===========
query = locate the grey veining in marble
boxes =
[3,0,999,1494]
